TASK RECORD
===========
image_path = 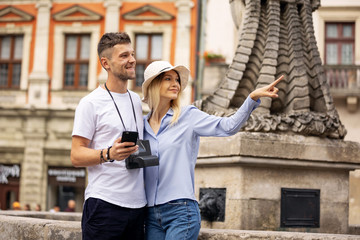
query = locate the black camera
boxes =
[125,139,159,169]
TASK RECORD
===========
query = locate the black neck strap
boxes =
[104,83,138,133]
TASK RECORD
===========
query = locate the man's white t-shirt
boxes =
[72,86,146,208]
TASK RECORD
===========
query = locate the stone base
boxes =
[195,132,360,234]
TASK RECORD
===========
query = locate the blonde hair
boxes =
[147,72,182,125]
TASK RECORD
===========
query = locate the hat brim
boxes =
[142,65,189,103]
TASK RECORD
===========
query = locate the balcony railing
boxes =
[324,65,360,97]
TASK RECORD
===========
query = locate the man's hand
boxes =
[250,75,284,101]
[110,136,139,161]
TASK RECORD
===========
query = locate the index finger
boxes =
[271,75,284,87]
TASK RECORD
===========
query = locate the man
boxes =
[35,203,41,211]
[24,203,31,211]
[65,199,76,212]
[12,201,21,210]
[71,32,146,240]
[49,205,60,212]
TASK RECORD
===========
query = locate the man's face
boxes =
[105,43,136,81]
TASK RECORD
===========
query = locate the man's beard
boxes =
[115,71,136,81]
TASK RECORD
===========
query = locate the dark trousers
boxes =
[82,197,145,240]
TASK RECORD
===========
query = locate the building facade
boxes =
[0,0,198,211]
[312,0,360,225]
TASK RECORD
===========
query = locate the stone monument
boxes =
[194,0,360,234]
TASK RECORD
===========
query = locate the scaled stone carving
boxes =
[194,0,346,139]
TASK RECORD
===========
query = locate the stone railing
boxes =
[324,64,360,97]
[0,211,359,240]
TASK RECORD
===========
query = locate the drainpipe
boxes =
[195,0,207,100]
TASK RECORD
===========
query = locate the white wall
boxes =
[205,0,236,64]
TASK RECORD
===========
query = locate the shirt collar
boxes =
[144,107,174,137]
[166,108,174,116]
[146,107,174,119]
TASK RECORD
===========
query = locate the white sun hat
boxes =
[142,61,189,103]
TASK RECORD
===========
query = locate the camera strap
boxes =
[104,83,139,134]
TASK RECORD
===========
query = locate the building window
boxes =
[325,23,354,65]
[63,34,90,90]
[0,35,23,89]
[134,34,163,90]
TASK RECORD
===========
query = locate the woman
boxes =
[142,60,283,240]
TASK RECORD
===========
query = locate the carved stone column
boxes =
[20,114,47,210]
[104,0,122,32]
[98,0,123,84]
[28,0,52,108]
[175,0,194,104]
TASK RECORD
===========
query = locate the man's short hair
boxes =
[97,32,131,59]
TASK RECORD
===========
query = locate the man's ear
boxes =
[100,57,110,71]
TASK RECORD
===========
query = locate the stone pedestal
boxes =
[195,132,360,234]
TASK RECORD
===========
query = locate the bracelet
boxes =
[100,149,105,164]
[106,146,114,162]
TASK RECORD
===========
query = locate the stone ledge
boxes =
[198,132,360,165]
[196,155,360,170]
[0,214,81,240]
[0,211,359,240]
[198,228,360,240]
[0,210,81,221]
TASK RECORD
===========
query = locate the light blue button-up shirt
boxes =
[143,95,260,207]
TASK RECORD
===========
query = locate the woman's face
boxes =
[159,70,181,102]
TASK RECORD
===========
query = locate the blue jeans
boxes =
[145,199,201,240]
